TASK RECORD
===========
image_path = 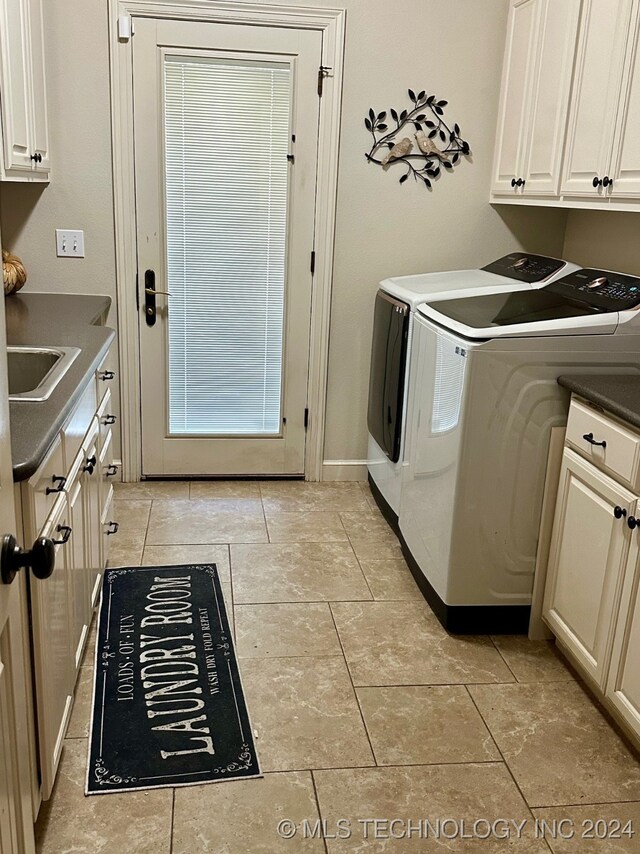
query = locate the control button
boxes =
[586,277,609,289]
[513,258,530,269]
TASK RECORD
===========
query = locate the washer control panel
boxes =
[481,253,567,283]
[549,268,640,311]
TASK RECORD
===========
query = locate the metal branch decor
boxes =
[365,88,470,188]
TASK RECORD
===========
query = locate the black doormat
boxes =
[86,564,261,795]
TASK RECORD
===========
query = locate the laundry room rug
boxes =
[86,564,260,795]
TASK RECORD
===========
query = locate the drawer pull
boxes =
[52,525,72,545]
[99,370,115,381]
[106,464,118,477]
[45,475,67,495]
[106,521,119,535]
[102,414,117,425]
[628,516,638,530]
[614,506,627,519]
[583,432,607,448]
[83,454,97,474]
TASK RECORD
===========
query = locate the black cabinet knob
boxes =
[99,371,115,381]
[1,534,55,584]
[511,177,517,188]
[603,176,613,188]
[29,153,42,163]
[83,455,97,474]
[614,506,627,519]
[593,176,603,188]
[102,415,117,425]
[628,516,638,530]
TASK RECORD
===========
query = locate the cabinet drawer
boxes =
[21,434,65,532]
[565,399,640,489]
[95,353,116,406]
[97,388,117,449]
[62,380,96,470]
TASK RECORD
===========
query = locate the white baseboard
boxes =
[321,460,368,482]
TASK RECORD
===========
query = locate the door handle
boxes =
[1,534,56,584]
[145,288,171,297]
[145,269,158,326]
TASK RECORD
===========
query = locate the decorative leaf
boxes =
[415,114,426,121]
[428,129,438,139]
[377,112,387,122]
[365,118,372,131]
[427,95,435,104]
[417,90,426,101]
[443,160,453,169]
[387,142,396,149]
[400,109,408,121]
[424,177,432,189]
[454,123,460,135]
[391,108,398,122]
[437,100,448,107]
[377,123,388,131]
[439,130,446,141]
[425,120,436,129]
[414,122,422,131]
[434,106,443,116]
[408,88,416,102]
[369,108,375,121]
[461,141,470,154]
[399,173,408,184]
[452,153,460,164]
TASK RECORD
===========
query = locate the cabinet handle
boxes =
[628,516,638,530]
[99,371,115,381]
[102,414,117,425]
[106,464,118,477]
[83,454,97,474]
[603,176,613,188]
[30,153,42,163]
[614,506,627,519]
[45,475,67,495]
[52,525,72,545]
[593,176,603,188]
[582,432,606,448]
[511,177,517,188]
[106,521,119,535]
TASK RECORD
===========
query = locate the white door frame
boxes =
[108,0,345,481]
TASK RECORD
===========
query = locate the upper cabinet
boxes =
[0,0,50,181]
[492,0,581,197]
[491,0,640,210]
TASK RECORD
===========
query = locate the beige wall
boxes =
[563,211,640,276]
[0,0,571,474]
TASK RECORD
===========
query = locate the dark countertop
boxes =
[6,293,115,481]
[558,374,640,431]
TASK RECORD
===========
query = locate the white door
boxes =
[561,0,635,197]
[610,4,640,197]
[0,257,35,848]
[134,18,321,476]
[543,448,635,688]
[491,0,540,195]
[0,0,33,175]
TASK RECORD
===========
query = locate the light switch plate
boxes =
[55,229,85,258]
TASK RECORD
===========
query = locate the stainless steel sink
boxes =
[8,346,81,402]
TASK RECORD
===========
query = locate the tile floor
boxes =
[35,481,640,853]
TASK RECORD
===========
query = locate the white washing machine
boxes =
[366,253,578,525]
[399,267,640,634]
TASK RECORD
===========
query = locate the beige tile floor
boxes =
[36,481,640,853]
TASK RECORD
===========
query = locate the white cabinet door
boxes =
[30,496,74,800]
[491,0,540,195]
[26,0,50,173]
[543,448,635,688]
[562,0,635,197]
[0,0,34,176]
[523,0,581,194]
[607,543,640,740]
[610,6,640,197]
[0,0,50,181]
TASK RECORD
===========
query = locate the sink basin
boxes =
[8,346,81,402]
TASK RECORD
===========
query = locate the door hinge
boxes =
[304,408,309,430]
[317,65,331,97]
[310,251,316,275]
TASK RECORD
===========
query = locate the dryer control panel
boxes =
[548,268,640,312]
[481,253,567,283]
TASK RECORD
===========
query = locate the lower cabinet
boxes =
[20,349,119,801]
[543,396,640,747]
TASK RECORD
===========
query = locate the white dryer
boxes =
[399,267,640,634]
[366,254,578,525]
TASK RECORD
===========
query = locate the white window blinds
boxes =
[164,56,291,436]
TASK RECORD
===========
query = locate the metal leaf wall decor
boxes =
[365,89,470,188]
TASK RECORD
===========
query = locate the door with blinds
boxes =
[133,18,321,475]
